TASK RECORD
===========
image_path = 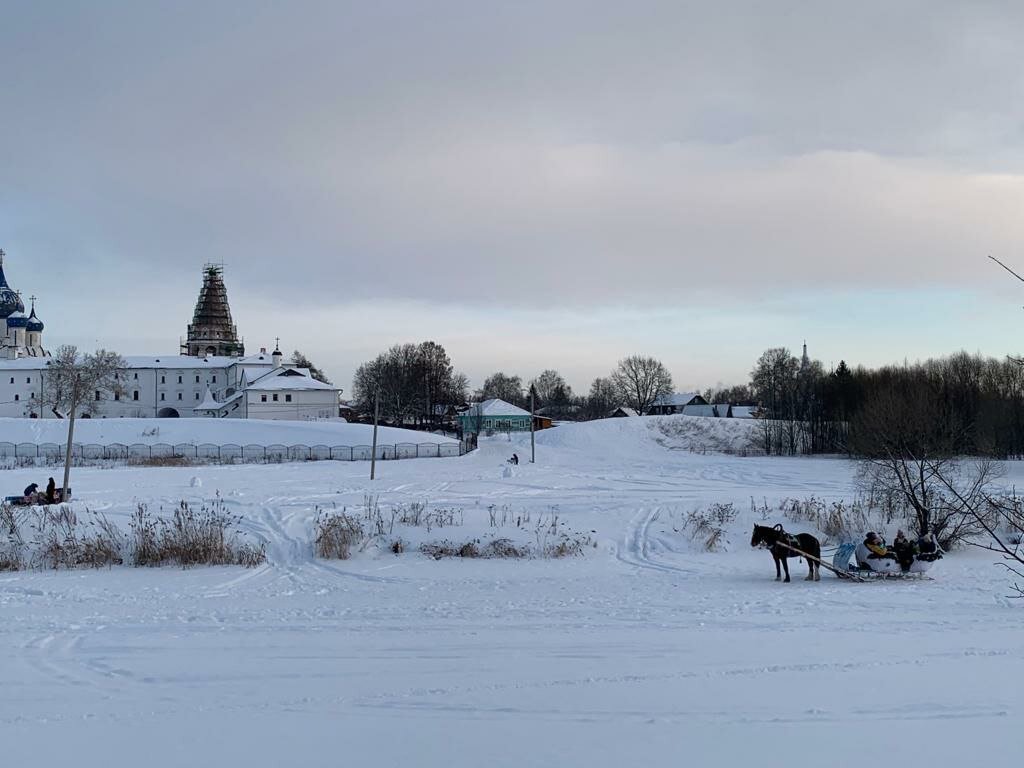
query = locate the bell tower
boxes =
[182,264,245,357]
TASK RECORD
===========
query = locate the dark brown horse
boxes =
[751,524,821,582]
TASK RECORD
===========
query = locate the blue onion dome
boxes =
[6,310,28,328]
[27,306,43,332]
[0,261,24,319]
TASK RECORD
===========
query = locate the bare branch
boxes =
[988,254,1024,284]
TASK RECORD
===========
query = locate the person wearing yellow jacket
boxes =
[864,532,897,560]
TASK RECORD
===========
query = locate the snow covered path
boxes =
[1,420,1021,766]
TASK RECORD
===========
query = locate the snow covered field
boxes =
[1,416,1021,767]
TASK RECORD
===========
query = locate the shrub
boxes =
[30,506,125,569]
[679,502,738,552]
[130,501,266,567]
[315,510,365,560]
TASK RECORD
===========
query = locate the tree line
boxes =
[739,347,1024,459]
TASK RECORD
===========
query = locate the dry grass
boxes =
[420,537,531,560]
[128,456,192,468]
[315,510,365,560]
[30,506,125,569]
[130,501,266,567]
[0,504,28,570]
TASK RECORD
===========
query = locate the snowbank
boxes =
[503,414,760,459]
[0,417,456,447]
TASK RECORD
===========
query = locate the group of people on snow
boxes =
[22,477,58,505]
[862,530,938,572]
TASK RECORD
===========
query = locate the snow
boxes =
[0,416,457,447]
[650,391,702,407]
[469,398,531,417]
[244,371,336,390]
[0,416,1021,767]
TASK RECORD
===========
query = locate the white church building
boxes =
[0,252,339,421]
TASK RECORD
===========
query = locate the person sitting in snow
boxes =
[863,531,897,560]
[508,453,519,465]
[892,529,916,571]
[23,482,39,502]
[45,477,56,505]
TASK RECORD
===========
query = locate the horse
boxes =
[750,523,821,582]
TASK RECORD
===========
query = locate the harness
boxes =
[779,533,801,552]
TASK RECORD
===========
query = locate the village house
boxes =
[645,392,709,415]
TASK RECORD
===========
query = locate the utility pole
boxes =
[530,383,536,464]
[370,386,380,480]
[61,374,80,502]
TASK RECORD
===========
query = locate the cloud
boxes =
[4,1,1024,389]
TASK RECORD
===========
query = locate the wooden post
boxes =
[370,386,380,480]
[61,374,80,503]
[530,384,536,464]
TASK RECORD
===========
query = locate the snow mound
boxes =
[531,415,759,457]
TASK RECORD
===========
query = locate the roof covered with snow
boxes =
[193,386,222,411]
[245,368,337,392]
[466,399,531,417]
[651,392,703,407]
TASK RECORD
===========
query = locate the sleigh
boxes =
[831,537,941,578]
[4,487,71,506]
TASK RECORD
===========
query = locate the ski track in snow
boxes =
[1,417,1022,766]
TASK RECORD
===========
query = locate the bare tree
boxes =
[585,376,619,419]
[529,369,572,406]
[291,350,332,384]
[611,355,673,415]
[478,372,524,406]
[42,345,126,417]
[851,383,991,548]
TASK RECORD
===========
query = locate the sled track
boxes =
[617,507,693,577]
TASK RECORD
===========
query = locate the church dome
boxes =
[0,261,24,319]
[27,306,43,332]
[6,310,28,328]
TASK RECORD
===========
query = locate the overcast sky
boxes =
[4,1,1024,395]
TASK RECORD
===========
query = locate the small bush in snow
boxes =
[679,503,738,552]
[0,504,28,571]
[31,506,125,569]
[131,501,265,568]
[315,510,365,560]
[420,537,530,560]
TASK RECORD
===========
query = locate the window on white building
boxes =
[195,375,200,383]
[160,393,165,401]
[25,377,30,384]
[133,391,139,401]
[14,394,19,402]
[272,394,279,402]
[177,375,182,384]
[95,391,101,401]
[177,393,182,401]
[212,375,217,383]
[261,395,267,402]
[195,392,200,400]
[133,373,138,380]
[285,394,292,402]
[114,393,120,401]
[160,375,165,384]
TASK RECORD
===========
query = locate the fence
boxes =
[0,439,474,465]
